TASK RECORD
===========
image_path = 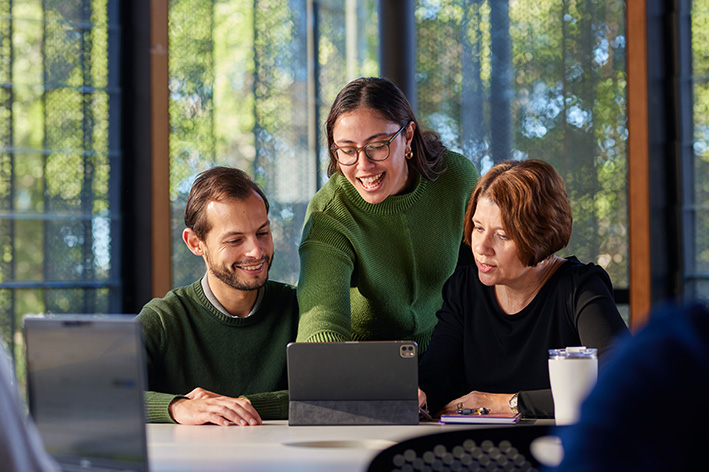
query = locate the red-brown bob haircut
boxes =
[463,159,572,267]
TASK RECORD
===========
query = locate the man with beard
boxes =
[138,167,298,426]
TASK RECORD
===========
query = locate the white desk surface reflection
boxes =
[147,420,554,472]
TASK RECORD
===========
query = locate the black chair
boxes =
[368,424,552,472]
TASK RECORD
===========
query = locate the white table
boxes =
[147,420,553,472]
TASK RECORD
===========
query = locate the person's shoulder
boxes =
[301,176,359,246]
[307,174,347,214]
[556,256,613,289]
[138,280,203,320]
[638,303,709,347]
[443,150,477,172]
[437,151,478,187]
[618,304,709,382]
[304,174,358,229]
[438,264,486,311]
[560,256,610,277]
[443,150,474,167]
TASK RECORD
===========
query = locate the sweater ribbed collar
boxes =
[335,171,426,215]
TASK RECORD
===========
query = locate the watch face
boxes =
[509,394,519,413]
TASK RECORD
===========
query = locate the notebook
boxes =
[439,413,522,424]
[23,315,149,472]
[287,341,419,425]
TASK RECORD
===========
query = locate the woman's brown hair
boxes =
[325,77,447,181]
[463,159,572,266]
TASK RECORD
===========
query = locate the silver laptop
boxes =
[287,341,419,425]
[23,315,149,472]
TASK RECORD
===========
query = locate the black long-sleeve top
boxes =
[418,256,629,418]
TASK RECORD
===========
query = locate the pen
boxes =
[456,407,490,415]
[419,407,434,422]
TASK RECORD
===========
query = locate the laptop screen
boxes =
[23,315,149,471]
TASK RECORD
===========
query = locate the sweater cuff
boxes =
[300,330,348,343]
[145,391,187,423]
[518,389,554,418]
[243,390,289,420]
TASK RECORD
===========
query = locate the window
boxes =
[689,1,709,299]
[168,2,629,327]
[0,1,640,369]
[0,1,121,364]
[168,0,378,287]
[415,1,628,320]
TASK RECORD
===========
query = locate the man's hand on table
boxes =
[168,387,263,426]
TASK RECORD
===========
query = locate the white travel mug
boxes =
[548,346,598,425]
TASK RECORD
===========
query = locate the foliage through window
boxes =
[168,0,628,316]
[690,0,709,299]
[415,0,628,291]
[169,0,378,288]
[0,0,120,366]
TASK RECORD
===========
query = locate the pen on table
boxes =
[419,407,434,422]
[456,407,490,415]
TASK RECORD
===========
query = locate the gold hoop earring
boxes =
[405,151,413,160]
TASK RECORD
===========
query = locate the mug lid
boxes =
[548,346,597,359]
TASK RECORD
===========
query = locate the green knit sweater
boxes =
[138,279,298,423]
[296,151,478,352]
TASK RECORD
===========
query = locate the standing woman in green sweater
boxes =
[296,77,479,353]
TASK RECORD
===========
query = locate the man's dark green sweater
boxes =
[137,279,298,423]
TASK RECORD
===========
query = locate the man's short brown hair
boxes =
[463,159,572,266]
[184,167,269,240]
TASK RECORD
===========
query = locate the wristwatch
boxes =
[509,393,519,414]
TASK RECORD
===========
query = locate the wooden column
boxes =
[626,0,652,330]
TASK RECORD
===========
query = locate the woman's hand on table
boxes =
[168,387,263,426]
[440,391,515,415]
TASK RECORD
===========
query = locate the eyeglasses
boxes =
[330,125,407,166]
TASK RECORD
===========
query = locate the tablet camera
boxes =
[400,344,416,358]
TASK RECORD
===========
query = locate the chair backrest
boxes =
[368,424,551,472]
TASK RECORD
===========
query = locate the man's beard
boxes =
[206,252,274,291]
